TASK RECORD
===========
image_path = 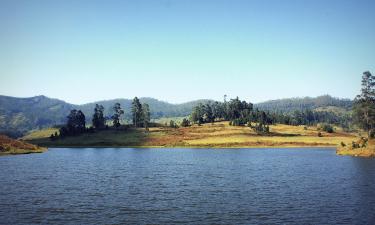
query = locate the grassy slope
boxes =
[0,135,46,156]
[25,122,357,148]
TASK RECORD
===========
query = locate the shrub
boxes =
[322,124,334,133]
[180,118,190,127]
[352,141,360,149]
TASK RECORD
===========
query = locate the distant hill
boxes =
[0,95,73,137]
[255,95,353,114]
[0,95,212,137]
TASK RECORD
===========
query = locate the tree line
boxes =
[52,97,151,139]
[188,97,350,134]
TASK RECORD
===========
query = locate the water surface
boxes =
[0,148,374,224]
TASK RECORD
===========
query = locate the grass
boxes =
[25,122,358,150]
[336,139,375,157]
[0,135,46,156]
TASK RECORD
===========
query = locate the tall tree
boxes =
[142,103,151,130]
[354,71,375,138]
[60,109,86,136]
[131,97,143,127]
[92,104,105,129]
[111,103,124,128]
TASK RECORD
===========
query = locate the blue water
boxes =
[0,148,374,225]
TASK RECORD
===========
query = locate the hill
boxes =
[255,95,353,113]
[0,95,212,137]
[0,95,73,137]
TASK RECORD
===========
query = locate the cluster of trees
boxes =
[131,97,151,130]
[53,97,151,139]
[190,98,271,133]
[190,97,353,134]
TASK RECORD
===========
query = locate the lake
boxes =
[0,148,374,224]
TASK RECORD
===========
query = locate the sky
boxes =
[0,0,374,104]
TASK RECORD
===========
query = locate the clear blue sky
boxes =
[0,0,374,104]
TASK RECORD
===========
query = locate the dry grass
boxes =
[23,128,59,140]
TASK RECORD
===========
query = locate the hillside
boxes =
[255,95,353,113]
[0,95,212,137]
[0,95,73,137]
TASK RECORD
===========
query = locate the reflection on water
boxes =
[0,148,374,224]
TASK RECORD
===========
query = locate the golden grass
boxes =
[23,128,59,140]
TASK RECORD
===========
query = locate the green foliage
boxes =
[169,120,178,128]
[142,103,151,130]
[59,109,86,137]
[353,71,375,138]
[111,103,124,128]
[92,104,105,129]
[131,97,143,127]
[321,124,334,133]
[180,118,190,127]
[256,95,352,113]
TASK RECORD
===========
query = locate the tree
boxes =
[59,109,86,136]
[142,103,150,131]
[203,104,214,123]
[191,103,204,125]
[181,118,190,127]
[169,120,177,128]
[92,104,105,129]
[131,97,143,127]
[111,103,124,128]
[354,71,375,138]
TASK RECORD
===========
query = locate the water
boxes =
[0,148,374,225]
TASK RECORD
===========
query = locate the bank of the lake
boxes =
[0,135,46,156]
[24,122,357,150]
[337,139,375,157]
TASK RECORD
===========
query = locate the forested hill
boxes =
[0,95,212,137]
[255,95,353,113]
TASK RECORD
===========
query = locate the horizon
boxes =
[0,93,353,105]
[1,0,374,104]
